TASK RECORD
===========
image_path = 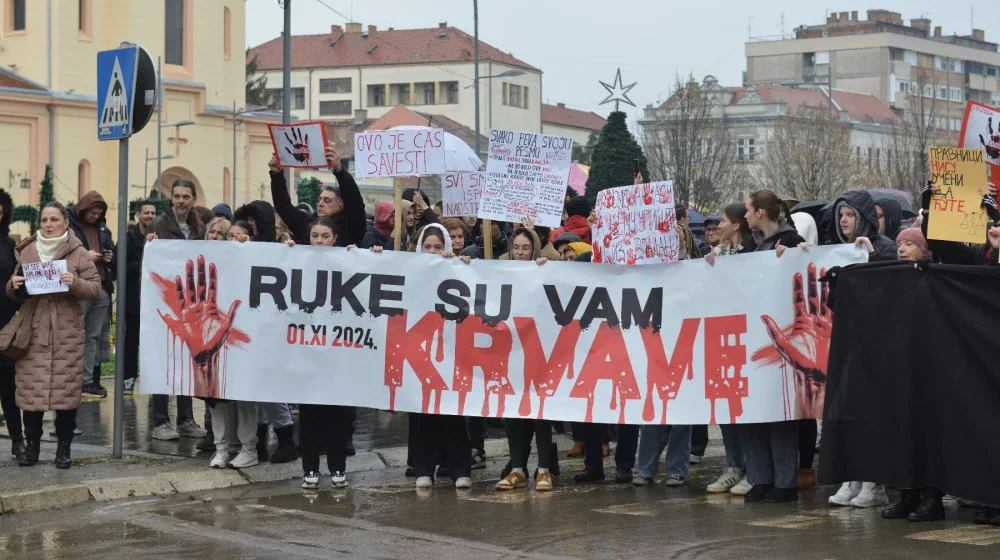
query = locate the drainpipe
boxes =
[47,0,54,180]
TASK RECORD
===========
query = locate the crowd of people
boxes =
[0,143,997,526]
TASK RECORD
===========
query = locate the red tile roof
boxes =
[0,68,46,91]
[248,24,539,73]
[730,85,900,123]
[542,103,606,131]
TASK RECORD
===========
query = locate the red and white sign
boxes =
[592,181,678,265]
[268,121,330,169]
[140,241,866,424]
[440,172,484,217]
[959,101,1000,203]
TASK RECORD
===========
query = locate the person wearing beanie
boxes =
[552,232,584,260]
[551,196,592,245]
[212,203,233,221]
[895,227,929,261]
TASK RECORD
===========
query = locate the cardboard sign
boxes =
[592,181,679,265]
[927,146,989,244]
[23,260,69,295]
[353,129,446,178]
[268,121,330,168]
[478,129,573,228]
[440,172,484,217]
[959,101,1000,206]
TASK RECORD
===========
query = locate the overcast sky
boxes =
[246,0,999,128]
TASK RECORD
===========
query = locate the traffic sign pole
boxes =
[113,137,128,458]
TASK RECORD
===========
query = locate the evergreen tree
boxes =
[296,176,322,211]
[246,49,272,108]
[584,111,649,205]
[38,164,54,208]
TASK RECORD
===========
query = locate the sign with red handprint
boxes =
[592,181,678,265]
[959,101,1000,207]
[268,121,329,168]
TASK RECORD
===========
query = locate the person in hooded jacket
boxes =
[268,145,366,247]
[123,200,157,395]
[67,191,116,398]
[0,189,22,459]
[826,190,897,262]
[551,196,592,245]
[873,196,904,241]
[361,201,395,250]
[7,202,101,468]
[233,201,300,465]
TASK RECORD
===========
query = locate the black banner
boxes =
[819,261,1000,506]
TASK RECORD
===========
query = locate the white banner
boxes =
[353,129,446,178]
[140,241,866,425]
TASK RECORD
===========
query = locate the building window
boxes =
[368,84,386,107]
[268,88,305,110]
[442,81,458,104]
[319,100,352,116]
[390,83,410,105]
[223,7,231,60]
[9,0,26,31]
[319,78,351,94]
[896,79,909,93]
[78,0,92,39]
[415,82,435,105]
[77,160,91,199]
[922,84,933,98]
[504,83,524,108]
[949,87,963,102]
[737,138,755,161]
[938,86,948,100]
[165,0,185,66]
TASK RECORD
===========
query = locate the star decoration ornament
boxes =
[599,68,638,112]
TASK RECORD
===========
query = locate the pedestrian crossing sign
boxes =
[97,45,139,141]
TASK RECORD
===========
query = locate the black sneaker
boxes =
[470,449,487,470]
[573,469,605,483]
[82,381,108,398]
[404,466,416,477]
[614,469,634,484]
[764,487,799,503]
[744,483,774,503]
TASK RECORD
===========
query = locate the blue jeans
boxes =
[637,425,692,479]
[720,424,746,470]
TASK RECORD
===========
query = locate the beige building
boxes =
[746,9,1000,135]
[248,22,543,135]
[0,0,279,237]
[541,102,606,148]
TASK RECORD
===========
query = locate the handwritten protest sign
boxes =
[478,129,573,228]
[440,172,484,217]
[591,181,679,265]
[268,121,329,168]
[23,260,68,295]
[927,146,988,244]
[354,128,446,179]
[960,101,1000,206]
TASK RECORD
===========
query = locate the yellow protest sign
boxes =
[927,146,988,244]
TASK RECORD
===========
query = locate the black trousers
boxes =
[124,312,140,381]
[299,404,351,474]
[691,425,709,457]
[412,413,471,479]
[24,409,76,441]
[467,416,486,453]
[0,367,21,439]
[798,419,817,469]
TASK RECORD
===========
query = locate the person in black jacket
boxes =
[0,189,22,459]
[826,190,897,262]
[268,145,366,247]
[67,191,116,398]
[123,200,157,395]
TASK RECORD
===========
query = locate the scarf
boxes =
[36,229,69,262]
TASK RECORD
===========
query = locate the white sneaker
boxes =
[415,476,433,489]
[209,450,229,469]
[151,423,179,441]
[331,471,349,488]
[829,481,863,506]
[301,471,320,489]
[850,482,888,508]
[454,476,472,489]
[690,454,702,464]
[229,449,259,469]
[730,477,753,496]
[707,467,742,493]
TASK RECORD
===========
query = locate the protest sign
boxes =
[959,101,1000,205]
[23,260,68,295]
[353,128,446,179]
[141,241,866,424]
[592,181,678,265]
[441,172,484,217]
[268,121,329,168]
[926,146,989,244]
[477,129,573,228]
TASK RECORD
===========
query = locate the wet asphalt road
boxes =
[2,454,999,560]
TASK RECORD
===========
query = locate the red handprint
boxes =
[153,255,248,398]
[752,263,830,420]
[980,116,1000,160]
[642,184,654,205]
[603,194,615,209]
[284,127,310,163]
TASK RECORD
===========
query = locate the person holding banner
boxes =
[360,201,395,250]
[268,145,366,247]
[826,190,897,262]
[7,202,101,468]
[741,190,806,503]
[0,189,22,460]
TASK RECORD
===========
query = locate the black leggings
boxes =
[23,409,76,441]
[0,368,20,439]
[412,413,471,479]
[299,404,351,474]
[798,419,817,469]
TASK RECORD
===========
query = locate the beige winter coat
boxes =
[5,232,100,411]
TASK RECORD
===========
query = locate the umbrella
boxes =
[567,163,590,196]
[870,189,917,219]
[790,200,830,221]
[388,125,482,172]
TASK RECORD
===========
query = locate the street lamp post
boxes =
[154,118,193,195]
[228,102,255,207]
